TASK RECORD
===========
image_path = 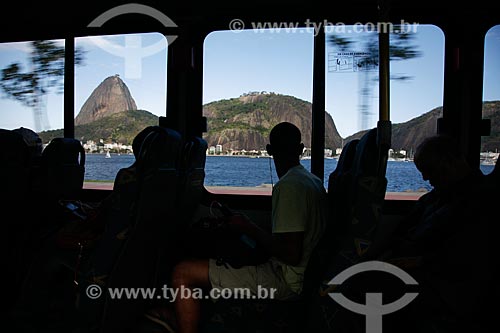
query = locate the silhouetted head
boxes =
[414,135,471,190]
[266,122,304,177]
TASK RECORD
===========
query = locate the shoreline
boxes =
[83,181,426,200]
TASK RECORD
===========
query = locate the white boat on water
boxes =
[105,151,111,158]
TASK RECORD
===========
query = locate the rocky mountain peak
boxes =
[203,93,343,151]
[75,75,138,126]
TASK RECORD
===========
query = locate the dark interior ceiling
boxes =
[0,0,498,42]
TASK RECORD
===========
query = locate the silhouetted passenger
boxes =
[147,122,327,333]
[375,134,492,332]
[9,126,159,331]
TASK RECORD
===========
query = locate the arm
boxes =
[227,215,303,266]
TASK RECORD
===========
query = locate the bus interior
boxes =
[1,1,498,332]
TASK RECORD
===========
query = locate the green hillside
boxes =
[39,109,158,145]
[345,101,500,152]
[481,101,500,151]
[38,98,500,154]
[204,93,309,137]
[203,92,342,151]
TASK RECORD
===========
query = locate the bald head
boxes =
[414,135,471,190]
[266,122,304,178]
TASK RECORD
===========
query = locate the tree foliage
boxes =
[327,26,422,80]
[0,40,85,130]
[327,26,422,129]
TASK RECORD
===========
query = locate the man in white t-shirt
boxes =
[149,122,327,333]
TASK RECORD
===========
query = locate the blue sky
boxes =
[0,33,168,131]
[1,24,499,139]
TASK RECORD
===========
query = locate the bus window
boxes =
[0,40,65,134]
[74,32,168,189]
[325,24,444,198]
[203,28,313,194]
[482,24,500,174]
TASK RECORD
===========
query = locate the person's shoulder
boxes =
[287,166,326,193]
[297,165,324,184]
[411,189,437,210]
[280,165,308,182]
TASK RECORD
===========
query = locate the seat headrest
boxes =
[352,128,379,177]
[0,129,30,166]
[337,139,359,174]
[136,126,182,172]
[42,137,85,167]
[328,139,359,192]
[183,137,208,171]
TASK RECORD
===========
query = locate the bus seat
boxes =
[38,137,86,200]
[10,128,167,332]
[96,126,183,332]
[1,129,32,309]
[0,128,31,197]
[178,136,208,226]
[304,127,389,332]
[299,138,360,308]
[166,136,208,264]
[349,127,388,256]
[315,128,387,279]
[72,127,155,330]
[325,139,360,253]
[321,127,389,261]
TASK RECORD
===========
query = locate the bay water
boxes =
[84,154,496,192]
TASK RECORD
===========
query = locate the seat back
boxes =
[39,137,86,200]
[317,128,387,261]
[304,127,389,332]
[177,136,208,226]
[303,139,360,299]
[0,128,31,197]
[152,136,208,295]
[0,129,32,308]
[349,127,388,257]
[327,139,360,244]
[75,155,141,330]
[98,126,183,331]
